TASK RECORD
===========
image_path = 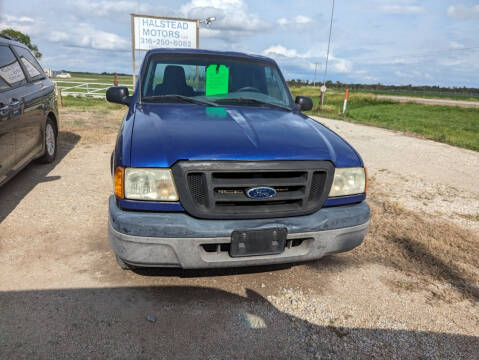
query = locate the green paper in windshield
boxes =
[206,64,229,96]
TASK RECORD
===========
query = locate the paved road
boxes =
[376,94,479,108]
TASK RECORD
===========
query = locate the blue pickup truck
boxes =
[107,49,369,270]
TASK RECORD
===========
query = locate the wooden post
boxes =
[130,14,136,89]
[196,19,200,48]
[57,88,62,108]
[114,73,118,86]
[195,19,200,85]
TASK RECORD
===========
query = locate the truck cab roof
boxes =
[145,48,275,63]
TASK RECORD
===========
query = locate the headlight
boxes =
[329,167,366,197]
[124,168,178,201]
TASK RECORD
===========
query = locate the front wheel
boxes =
[38,118,57,163]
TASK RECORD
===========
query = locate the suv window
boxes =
[0,45,26,91]
[13,45,44,80]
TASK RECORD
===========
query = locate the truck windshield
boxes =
[140,53,294,109]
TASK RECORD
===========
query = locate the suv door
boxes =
[0,44,28,184]
[11,45,47,163]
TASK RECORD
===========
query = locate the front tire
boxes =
[39,118,57,163]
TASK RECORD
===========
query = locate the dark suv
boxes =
[0,35,58,186]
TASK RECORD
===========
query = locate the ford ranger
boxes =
[106,49,369,270]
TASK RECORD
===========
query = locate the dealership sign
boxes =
[132,15,198,51]
[130,14,199,86]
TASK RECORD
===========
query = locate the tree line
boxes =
[287,79,479,95]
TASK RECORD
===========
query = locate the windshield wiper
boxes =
[142,95,218,107]
[215,98,292,111]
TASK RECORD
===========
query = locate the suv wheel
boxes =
[39,118,57,163]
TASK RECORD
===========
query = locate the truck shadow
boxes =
[0,131,80,223]
[132,263,293,278]
[0,286,476,358]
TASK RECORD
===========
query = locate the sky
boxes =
[0,0,478,87]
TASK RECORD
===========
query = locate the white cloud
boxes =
[394,70,432,80]
[48,24,129,51]
[380,5,424,14]
[449,41,464,49]
[277,15,313,27]
[71,0,169,17]
[181,0,269,33]
[263,44,352,74]
[264,45,299,58]
[48,31,69,42]
[447,5,479,20]
[0,14,39,33]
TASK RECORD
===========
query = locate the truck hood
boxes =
[130,103,362,167]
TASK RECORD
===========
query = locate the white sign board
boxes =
[133,16,197,50]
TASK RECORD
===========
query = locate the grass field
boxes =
[61,96,124,112]
[291,87,479,151]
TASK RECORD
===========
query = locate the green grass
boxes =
[61,96,124,112]
[292,87,479,151]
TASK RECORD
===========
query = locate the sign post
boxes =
[130,14,136,87]
[130,14,200,88]
[320,85,327,108]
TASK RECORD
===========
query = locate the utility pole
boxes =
[321,0,335,108]
[313,63,318,87]
[323,0,335,86]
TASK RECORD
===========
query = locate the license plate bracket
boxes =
[230,228,287,257]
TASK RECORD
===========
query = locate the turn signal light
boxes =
[114,167,125,199]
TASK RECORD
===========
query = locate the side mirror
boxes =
[106,86,132,106]
[295,96,313,111]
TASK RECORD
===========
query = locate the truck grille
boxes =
[172,161,334,219]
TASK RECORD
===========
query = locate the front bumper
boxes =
[108,196,370,269]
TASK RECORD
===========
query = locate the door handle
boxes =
[9,99,22,107]
[0,105,10,116]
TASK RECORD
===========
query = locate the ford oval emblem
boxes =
[245,186,276,199]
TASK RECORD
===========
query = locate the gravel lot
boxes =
[0,110,478,359]
[375,95,479,108]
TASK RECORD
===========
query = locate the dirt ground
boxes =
[0,109,478,359]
